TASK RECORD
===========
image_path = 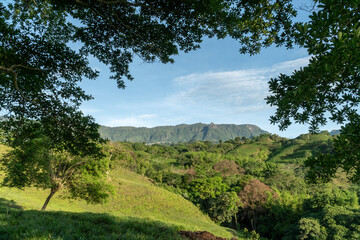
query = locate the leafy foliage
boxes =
[298,218,327,240]
[267,0,360,182]
[0,0,296,153]
[0,1,102,156]
[187,176,229,201]
[1,136,113,210]
[238,179,278,230]
[208,192,241,224]
[267,0,360,132]
[101,133,360,239]
[306,115,360,183]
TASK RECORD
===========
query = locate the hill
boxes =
[1,133,358,239]
[99,123,268,143]
[103,133,358,239]
[0,144,239,239]
[227,133,333,165]
[330,129,341,135]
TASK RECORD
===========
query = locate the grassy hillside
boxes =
[99,123,268,143]
[267,134,333,164]
[0,143,239,239]
[226,133,333,165]
[0,205,185,240]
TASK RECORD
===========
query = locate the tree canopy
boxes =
[1,0,359,185]
[0,0,298,210]
[266,0,360,183]
[2,133,113,210]
[0,0,297,154]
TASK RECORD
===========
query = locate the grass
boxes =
[227,143,268,159]
[0,145,240,239]
[268,144,304,164]
[0,200,183,240]
[268,139,332,164]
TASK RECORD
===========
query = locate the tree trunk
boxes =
[41,187,59,211]
[234,212,238,230]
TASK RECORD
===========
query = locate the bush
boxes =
[304,187,358,211]
[298,218,327,240]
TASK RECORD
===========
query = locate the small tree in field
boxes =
[1,132,113,210]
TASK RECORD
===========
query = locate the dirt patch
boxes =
[179,230,238,240]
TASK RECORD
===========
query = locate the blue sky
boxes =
[79,2,340,138]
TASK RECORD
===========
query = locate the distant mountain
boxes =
[99,123,268,143]
[330,129,341,136]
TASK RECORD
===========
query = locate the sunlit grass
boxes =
[227,143,263,158]
[0,202,183,240]
[0,144,240,239]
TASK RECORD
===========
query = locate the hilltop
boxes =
[99,123,268,144]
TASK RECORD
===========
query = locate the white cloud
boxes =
[270,57,310,73]
[167,56,310,113]
[104,114,157,127]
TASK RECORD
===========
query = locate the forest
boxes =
[100,133,360,239]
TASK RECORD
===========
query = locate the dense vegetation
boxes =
[104,133,360,239]
[99,123,267,144]
[2,132,360,239]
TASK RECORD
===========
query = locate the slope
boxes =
[0,145,239,239]
[226,133,334,168]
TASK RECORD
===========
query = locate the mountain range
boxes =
[99,123,268,143]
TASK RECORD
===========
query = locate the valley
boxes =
[1,131,359,239]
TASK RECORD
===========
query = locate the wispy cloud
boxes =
[167,56,310,113]
[104,114,157,127]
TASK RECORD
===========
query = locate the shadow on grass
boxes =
[0,199,183,240]
[0,198,23,210]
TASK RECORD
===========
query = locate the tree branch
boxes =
[0,65,41,103]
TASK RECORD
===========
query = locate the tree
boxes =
[0,1,300,208]
[298,218,327,240]
[266,0,360,183]
[238,179,278,230]
[208,191,241,225]
[0,0,297,147]
[213,160,244,177]
[187,176,229,202]
[1,133,113,210]
[303,186,358,211]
